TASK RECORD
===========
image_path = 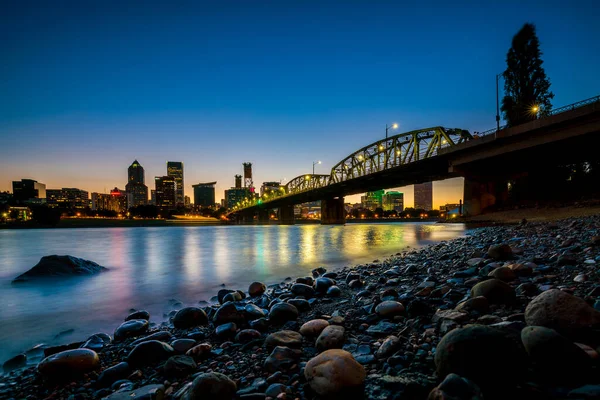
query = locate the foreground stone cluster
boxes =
[2,215,600,399]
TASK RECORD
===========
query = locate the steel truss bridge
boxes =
[230,94,600,217]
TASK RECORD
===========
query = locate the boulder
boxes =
[126,340,174,367]
[264,346,302,372]
[375,301,405,318]
[96,361,131,388]
[269,303,299,323]
[435,325,525,389]
[173,307,208,329]
[235,329,262,343]
[524,289,600,340]
[171,338,197,354]
[470,279,515,305]
[217,289,235,304]
[304,349,366,396]
[114,319,149,341]
[37,349,100,380]
[12,255,107,283]
[488,266,516,281]
[314,277,335,294]
[487,244,513,260]
[290,283,315,298]
[316,325,345,351]
[244,303,267,320]
[125,310,150,321]
[186,343,212,361]
[213,301,245,326]
[3,354,27,373]
[455,296,489,314]
[215,322,238,339]
[81,333,112,351]
[300,319,329,337]
[164,355,197,378]
[265,330,302,348]
[248,282,266,297]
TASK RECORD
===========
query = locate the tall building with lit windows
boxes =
[167,161,184,207]
[125,160,148,209]
[414,182,433,211]
[155,176,176,209]
[193,182,216,208]
[383,191,404,212]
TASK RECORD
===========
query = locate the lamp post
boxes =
[312,160,321,175]
[496,72,504,131]
[385,123,399,141]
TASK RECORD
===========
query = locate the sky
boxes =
[1,1,599,208]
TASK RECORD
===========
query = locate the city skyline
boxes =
[2,1,599,207]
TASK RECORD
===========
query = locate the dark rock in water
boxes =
[290,283,315,298]
[126,340,174,367]
[38,349,100,380]
[3,354,27,373]
[164,355,197,378]
[269,303,299,323]
[327,285,341,297]
[215,322,238,339]
[12,255,108,283]
[114,319,149,341]
[223,291,243,303]
[214,301,246,326]
[435,325,525,390]
[81,333,112,351]
[125,310,150,321]
[244,303,267,320]
[44,341,84,357]
[568,385,600,398]
[171,338,197,354]
[249,281,267,297]
[96,361,131,388]
[173,307,208,329]
[182,372,237,400]
[217,289,235,304]
[428,373,483,400]
[104,384,165,400]
[314,277,335,294]
[264,346,302,372]
[131,331,173,346]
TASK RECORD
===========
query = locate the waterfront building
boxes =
[91,190,126,213]
[440,203,461,212]
[0,191,12,204]
[383,191,404,212]
[193,182,216,207]
[260,181,281,197]
[155,176,176,209]
[12,179,46,203]
[414,182,433,211]
[167,161,184,207]
[150,190,156,205]
[46,188,89,209]
[361,190,384,210]
[110,188,127,212]
[125,160,148,209]
[225,187,250,210]
[184,195,191,208]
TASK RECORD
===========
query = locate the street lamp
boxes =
[496,72,504,131]
[385,123,399,141]
[312,160,321,175]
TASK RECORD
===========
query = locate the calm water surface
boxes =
[0,223,466,364]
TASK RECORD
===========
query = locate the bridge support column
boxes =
[279,205,295,225]
[241,210,255,224]
[257,209,269,224]
[463,177,508,216]
[321,197,345,225]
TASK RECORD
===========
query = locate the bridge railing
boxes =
[477,95,600,137]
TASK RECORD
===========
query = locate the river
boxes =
[0,222,466,364]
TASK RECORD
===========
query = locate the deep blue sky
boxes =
[1,1,599,206]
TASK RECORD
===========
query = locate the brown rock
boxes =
[455,296,489,314]
[487,244,513,260]
[316,325,345,351]
[248,282,266,297]
[376,336,401,359]
[265,331,302,348]
[37,349,100,380]
[375,301,405,318]
[488,266,516,281]
[470,279,515,305]
[304,349,365,395]
[299,319,329,337]
[507,263,533,276]
[186,343,212,361]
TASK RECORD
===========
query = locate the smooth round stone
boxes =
[171,339,197,354]
[249,318,269,332]
[304,349,365,395]
[114,319,149,341]
[524,289,600,340]
[215,322,237,339]
[376,335,401,359]
[249,281,267,297]
[455,296,489,314]
[164,355,197,378]
[435,325,525,390]
[375,301,405,318]
[488,266,516,281]
[265,383,287,398]
[574,274,588,283]
[287,298,311,311]
[97,361,131,388]
[346,273,360,283]
[316,325,345,351]
[265,330,302,348]
[81,333,112,351]
[428,373,483,400]
[173,307,209,329]
[131,331,173,345]
[507,263,533,276]
[126,340,174,367]
[223,291,242,303]
[269,303,299,323]
[235,329,262,343]
[185,343,212,361]
[217,289,234,304]
[470,279,516,305]
[213,301,245,326]
[125,310,150,321]
[290,283,315,298]
[327,285,341,297]
[183,372,237,400]
[3,354,27,373]
[263,346,302,373]
[244,303,267,320]
[314,277,335,294]
[38,349,100,379]
[299,319,329,337]
[487,244,513,260]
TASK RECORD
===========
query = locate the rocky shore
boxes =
[2,215,600,400]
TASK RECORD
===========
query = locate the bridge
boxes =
[229,95,600,224]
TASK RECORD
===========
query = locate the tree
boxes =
[501,23,554,127]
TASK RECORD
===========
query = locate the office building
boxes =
[155,176,176,209]
[167,161,184,207]
[193,182,216,208]
[361,190,384,210]
[260,181,281,197]
[125,160,148,209]
[440,203,461,212]
[91,190,125,213]
[46,188,89,209]
[414,182,433,211]
[110,188,127,212]
[383,191,404,212]
[12,179,46,203]
[150,190,156,206]
[225,188,250,210]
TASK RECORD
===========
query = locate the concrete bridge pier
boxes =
[257,209,270,224]
[462,176,508,216]
[242,210,255,224]
[321,197,345,225]
[278,205,295,225]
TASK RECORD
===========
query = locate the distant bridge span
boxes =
[230,95,600,223]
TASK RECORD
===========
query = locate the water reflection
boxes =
[0,222,465,364]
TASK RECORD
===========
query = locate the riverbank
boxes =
[1,215,599,399]
[0,217,223,229]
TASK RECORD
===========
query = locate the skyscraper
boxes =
[125,160,148,209]
[167,161,184,207]
[414,182,433,211]
[193,182,216,208]
[383,191,404,212]
[155,176,176,209]
[361,190,384,210]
